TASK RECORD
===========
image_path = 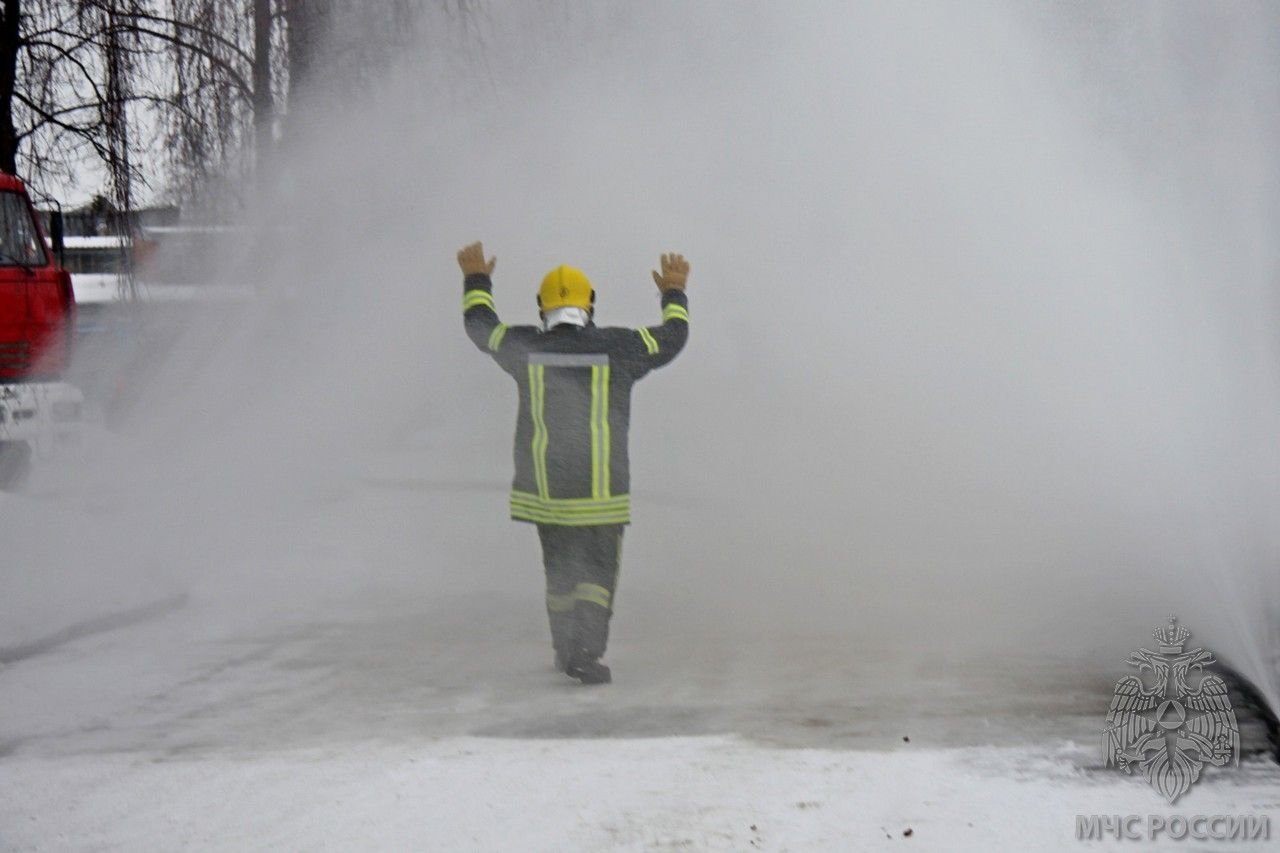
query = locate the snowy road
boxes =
[3,477,1279,850]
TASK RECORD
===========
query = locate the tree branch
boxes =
[113,24,253,97]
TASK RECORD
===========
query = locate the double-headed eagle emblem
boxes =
[1103,617,1239,803]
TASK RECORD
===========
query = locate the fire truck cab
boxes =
[0,172,82,486]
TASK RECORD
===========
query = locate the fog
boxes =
[8,2,1280,713]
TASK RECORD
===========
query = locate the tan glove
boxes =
[457,241,497,277]
[651,252,690,292]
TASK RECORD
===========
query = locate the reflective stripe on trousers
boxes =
[538,524,624,660]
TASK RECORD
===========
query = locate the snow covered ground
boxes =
[3,471,1278,851]
[3,597,1278,851]
[6,733,1278,851]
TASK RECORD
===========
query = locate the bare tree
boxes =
[163,0,260,210]
[0,0,23,174]
[0,0,469,211]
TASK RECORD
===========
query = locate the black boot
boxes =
[565,650,611,685]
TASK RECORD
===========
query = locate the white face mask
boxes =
[542,306,591,330]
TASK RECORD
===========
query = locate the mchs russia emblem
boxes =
[1103,617,1239,803]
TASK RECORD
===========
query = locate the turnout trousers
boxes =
[537,524,624,661]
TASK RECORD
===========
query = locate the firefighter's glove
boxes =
[458,242,497,277]
[651,252,690,292]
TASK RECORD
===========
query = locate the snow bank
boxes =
[3,737,1277,851]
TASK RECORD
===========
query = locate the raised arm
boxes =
[458,241,508,354]
[627,252,690,374]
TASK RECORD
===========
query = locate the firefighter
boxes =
[459,241,690,684]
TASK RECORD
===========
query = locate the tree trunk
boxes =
[0,0,21,174]
[252,0,274,176]
[103,2,132,227]
[284,0,330,118]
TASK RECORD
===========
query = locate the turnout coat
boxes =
[463,273,688,526]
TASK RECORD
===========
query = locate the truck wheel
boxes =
[0,441,32,490]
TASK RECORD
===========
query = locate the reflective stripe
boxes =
[529,352,608,367]
[663,303,689,323]
[513,508,631,526]
[510,492,629,510]
[590,365,602,498]
[528,365,550,499]
[464,289,495,311]
[637,327,659,355]
[546,592,575,613]
[509,491,629,512]
[573,583,611,609]
[601,366,611,498]
[487,323,508,352]
[510,490,631,525]
[590,364,611,499]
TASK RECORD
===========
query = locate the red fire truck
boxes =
[0,172,82,486]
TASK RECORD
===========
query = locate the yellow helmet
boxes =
[538,265,595,312]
